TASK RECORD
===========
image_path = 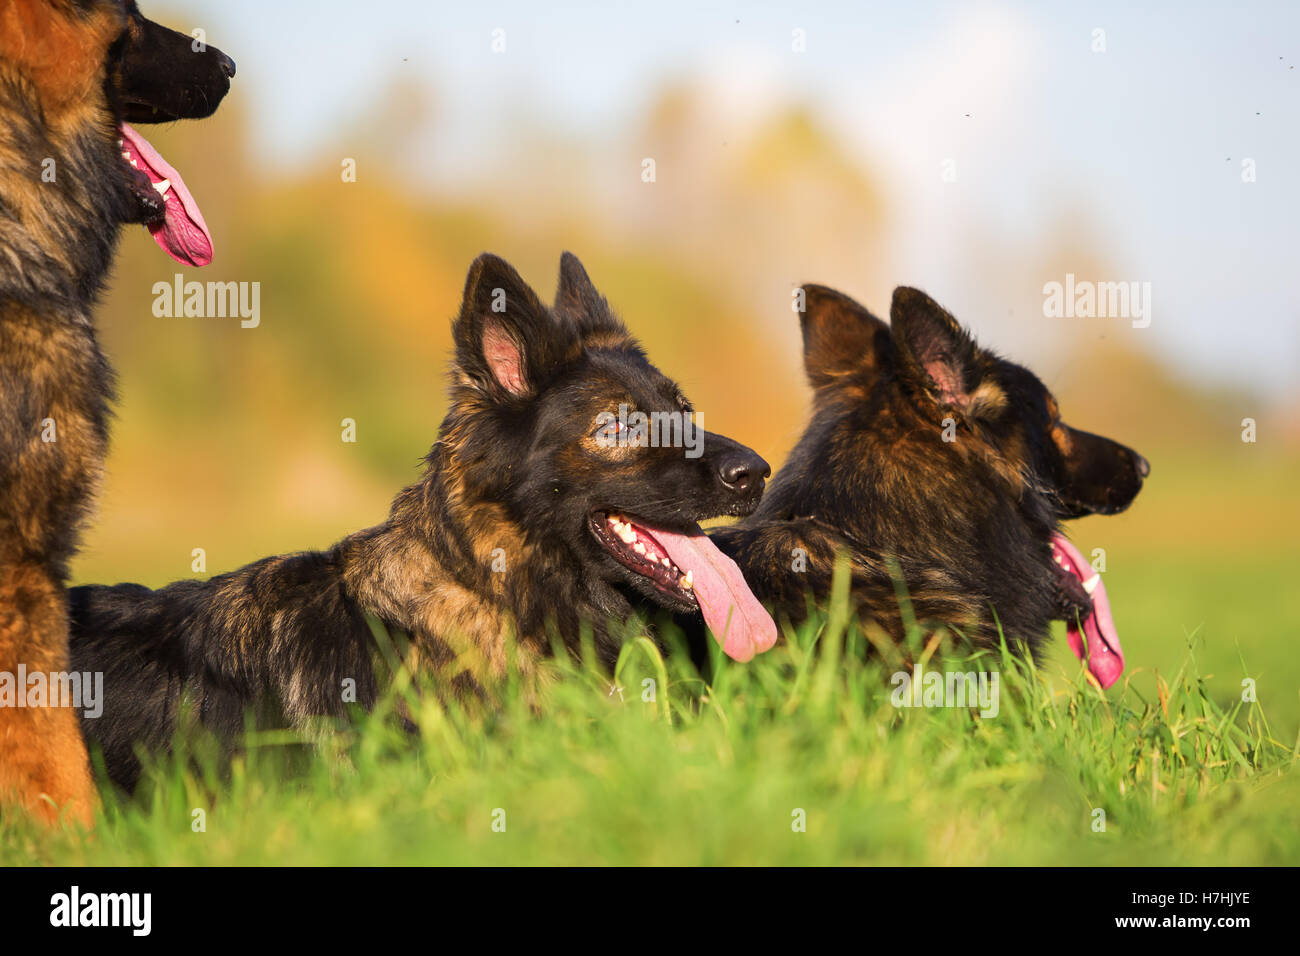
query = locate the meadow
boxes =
[4,481,1297,866]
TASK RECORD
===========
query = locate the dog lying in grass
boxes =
[709,285,1148,686]
[69,252,777,791]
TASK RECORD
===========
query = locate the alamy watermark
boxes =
[0,666,103,719]
[152,274,260,328]
[890,663,999,718]
[50,886,150,936]
[595,404,704,458]
[1043,273,1151,328]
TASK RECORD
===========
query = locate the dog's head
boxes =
[445,253,777,661]
[108,0,236,124]
[879,287,1150,519]
[790,284,1149,685]
[0,0,234,264]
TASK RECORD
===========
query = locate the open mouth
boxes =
[118,123,214,266]
[591,512,696,600]
[1050,533,1124,688]
[588,511,777,663]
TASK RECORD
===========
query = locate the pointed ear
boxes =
[454,254,574,401]
[553,252,626,339]
[889,287,981,409]
[797,285,889,388]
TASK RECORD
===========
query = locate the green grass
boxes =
[4,559,1297,866]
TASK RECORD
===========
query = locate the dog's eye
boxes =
[592,417,626,441]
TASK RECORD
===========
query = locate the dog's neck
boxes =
[337,443,631,678]
[0,76,129,316]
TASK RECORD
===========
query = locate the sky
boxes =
[174,0,1299,399]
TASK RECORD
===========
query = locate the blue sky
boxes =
[178,0,1299,398]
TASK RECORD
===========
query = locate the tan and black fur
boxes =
[0,0,231,823]
[709,285,1148,660]
[69,253,770,792]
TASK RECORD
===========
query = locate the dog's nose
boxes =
[216,52,236,79]
[718,451,771,494]
[1133,451,1150,478]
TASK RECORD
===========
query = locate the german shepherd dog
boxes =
[710,285,1148,686]
[69,253,778,791]
[0,0,232,822]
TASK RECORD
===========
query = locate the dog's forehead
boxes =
[581,348,686,407]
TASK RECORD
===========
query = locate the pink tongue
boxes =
[1051,533,1124,688]
[651,526,778,662]
[119,123,214,266]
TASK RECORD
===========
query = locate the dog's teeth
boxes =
[1082,573,1101,595]
[153,178,171,196]
[633,542,646,555]
[619,528,636,545]
[130,159,138,168]
[680,575,693,590]
[685,570,693,585]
